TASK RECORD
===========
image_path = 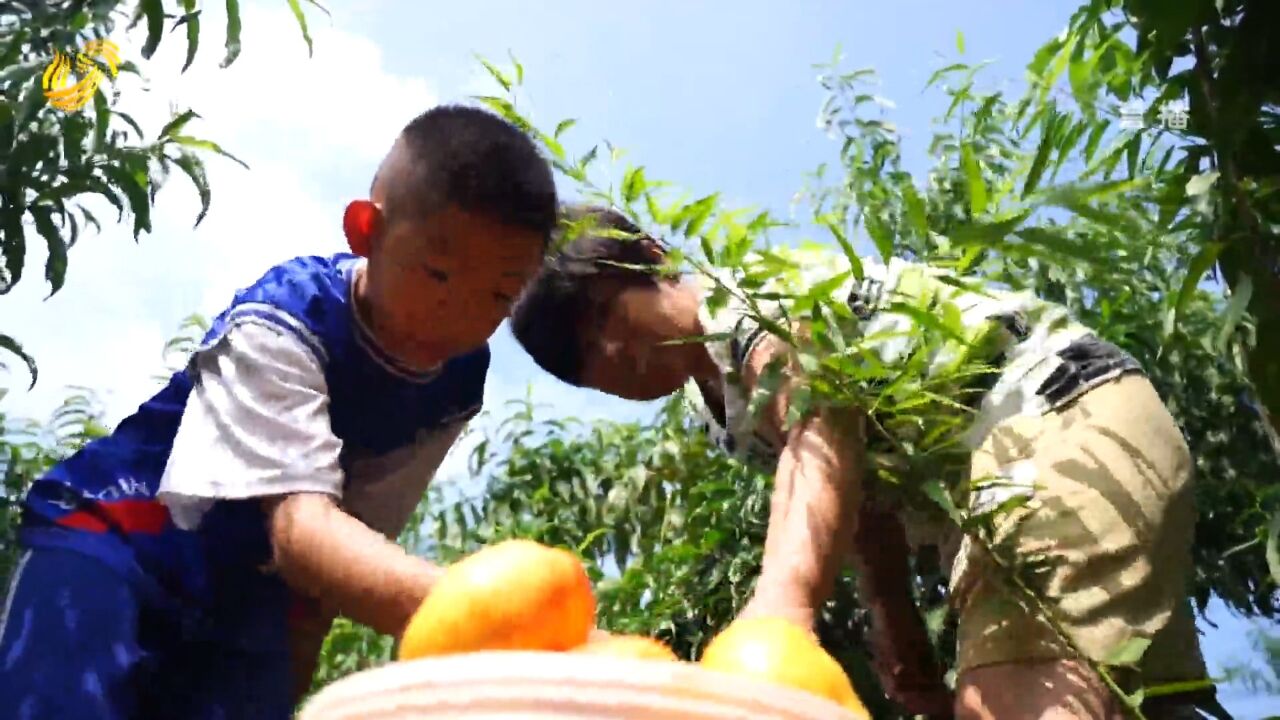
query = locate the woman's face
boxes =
[578,278,701,400]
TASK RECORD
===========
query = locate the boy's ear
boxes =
[343,200,384,258]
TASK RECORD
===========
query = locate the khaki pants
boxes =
[949,373,1207,685]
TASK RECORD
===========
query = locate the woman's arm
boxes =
[736,335,865,629]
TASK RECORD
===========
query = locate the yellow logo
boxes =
[42,39,121,112]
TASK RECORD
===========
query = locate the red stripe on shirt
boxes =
[56,499,171,534]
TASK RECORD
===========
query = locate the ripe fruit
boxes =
[398,539,595,660]
[699,617,870,718]
[572,634,679,662]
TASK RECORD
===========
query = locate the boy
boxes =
[0,105,557,719]
[509,205,1216,719]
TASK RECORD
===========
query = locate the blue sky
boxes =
[3,0,1277,714]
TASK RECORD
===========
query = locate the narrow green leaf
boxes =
[1022,112,1058,197]
[101,165,152,237]
[925,63,967,90]
[864,210,894,263]
[140,0,164,59]
[159,109,199,140]
[961,144,988,215]
[1067,41,1096,112]
[477,56,512,92]
[0,333,37,389]
[821,216,864,281]
[622,166,646,205]
[1,210,26,294]
[902,184,928,237]
[1216,274,1253,351]
[286,0,315,56]
[1081,120,1108,163]
[221,0,243,68]
[948,211,1031,246]
[171,151,212,226]
[682,195,718,238]
[29,205,66,297]
[1173,242,1223,324]
[554,118,576,139]
[509,51,524,85]
[168,134,249,169]
[922,479,964,525]
[955,30,965,54]
[173,1,200,72]
[114,111,146,140]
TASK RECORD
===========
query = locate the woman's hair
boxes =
[509,204,669,384]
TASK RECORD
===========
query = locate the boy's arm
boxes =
[264,492,441,636]
[159,322,445,637]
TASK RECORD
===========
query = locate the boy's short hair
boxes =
[377,104,557,239]
[510,205,668,384]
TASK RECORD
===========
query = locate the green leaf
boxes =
[864,210,894,263]
[508,51,524,85]
[925,63,967,90]
[961,144,988,215]
[1067,41,1096,112]
[139,0,165,59]
[477,56,513,92]
[554,118,576,139]
[1172,242,1223,327]
[1022,112,1057,197]
[1081,120,1107,163]
[159,109,199,140]
[682,195,718,238]
[171,151,212,226]
[286,0,315,57]
[821,216,863,281]
[955,30,965,54]
[948,211,1031,247]
[1125,133,1141,179]
[922,479,963,525]
[168,134,249,169]
[902,184,928,236]
[221,0,243,68]
[1102,637,1151,667]
[29,205,66,297]
[101,165,152,237]
[1216,273,1252,351]
[174,2,200,72]
[622,166,646,205]
[0,333,37,389]
[1,209,26,294]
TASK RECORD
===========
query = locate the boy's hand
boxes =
[264,492,442,637]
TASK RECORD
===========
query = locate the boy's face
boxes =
[366,205,545,367]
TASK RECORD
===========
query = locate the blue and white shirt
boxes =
[19,253,485,648]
